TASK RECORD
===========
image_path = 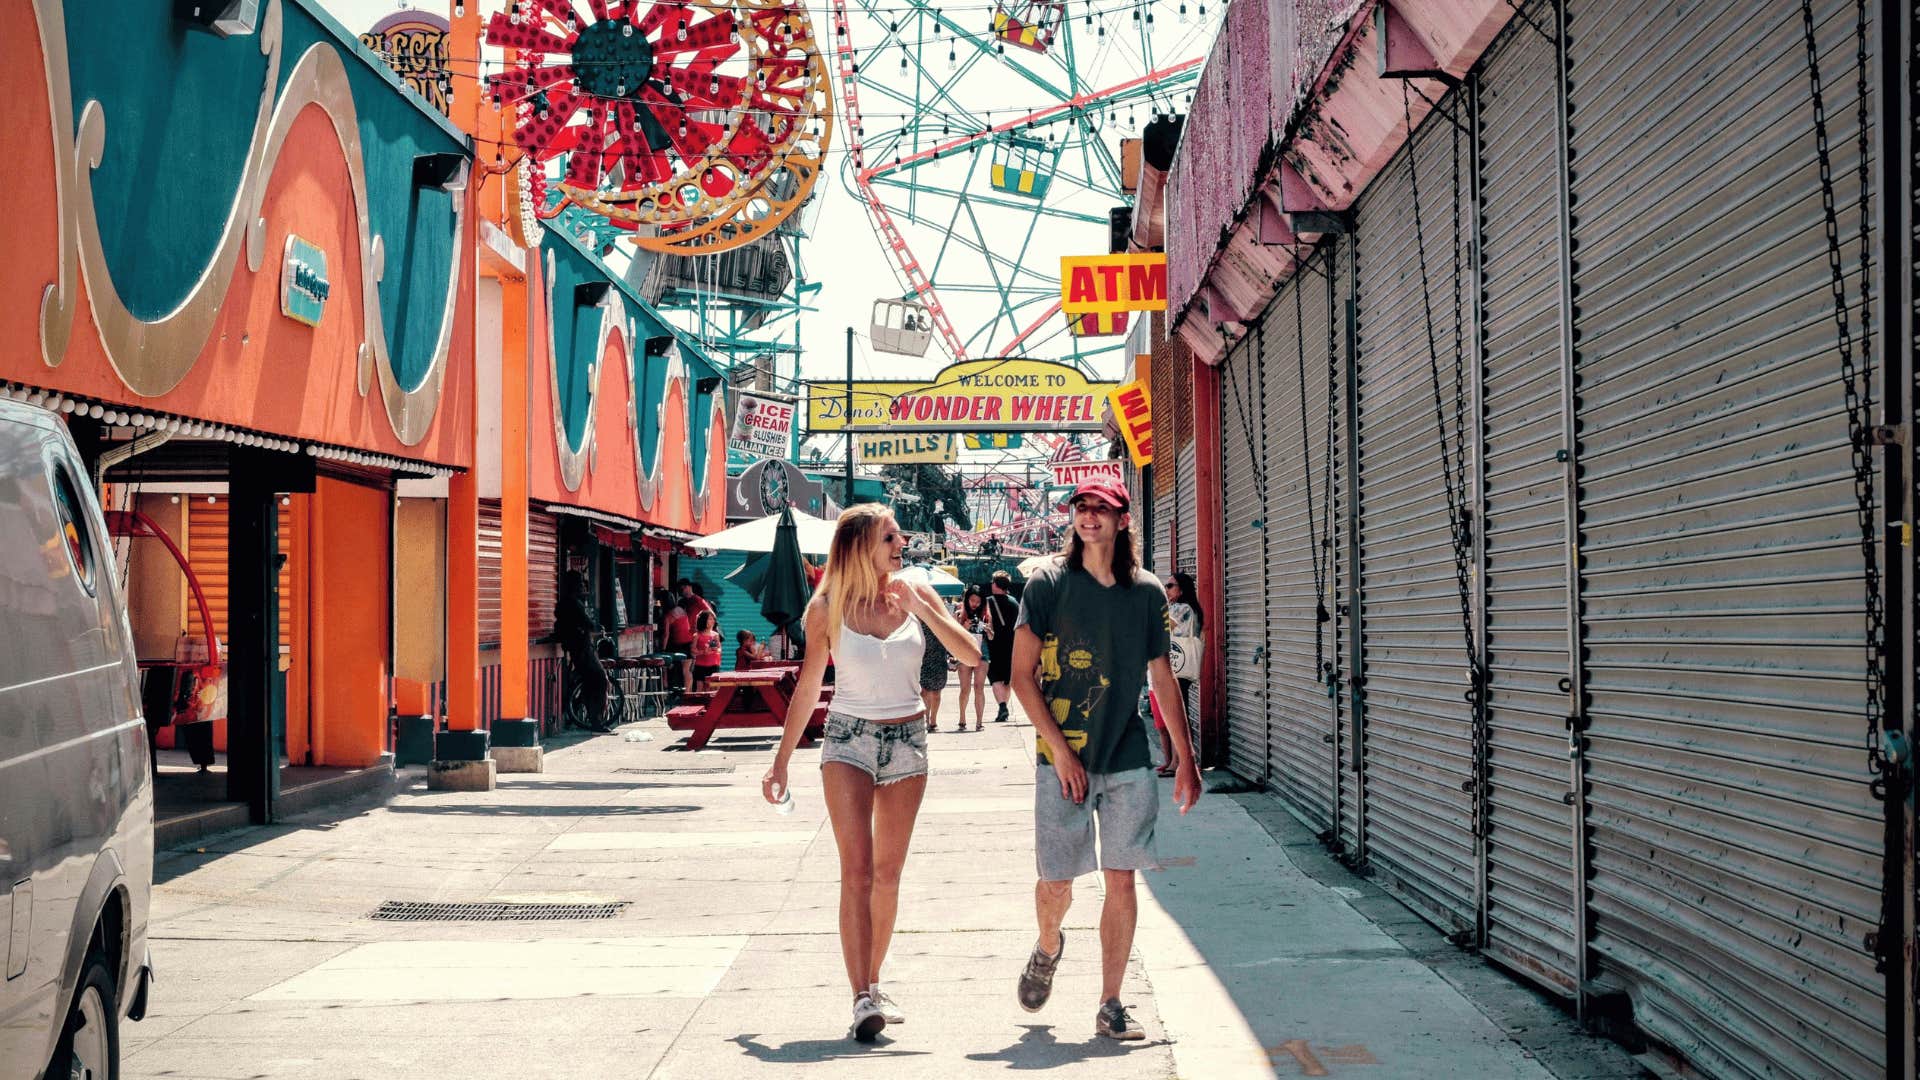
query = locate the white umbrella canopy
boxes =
[691,509,838,556]
[895,563,965,595]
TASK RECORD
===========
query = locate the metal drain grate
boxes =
[368,900,631,923]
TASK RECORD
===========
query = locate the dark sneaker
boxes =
[850,994,886,1041]
[995,704,1010,723]
[1017,935,1063,1012]
[1096,999,1145,1040]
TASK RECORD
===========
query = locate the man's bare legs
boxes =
[1034,878,1073,956]
[1098,869,1137,1003]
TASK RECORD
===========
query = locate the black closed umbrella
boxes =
[760,506,813,646]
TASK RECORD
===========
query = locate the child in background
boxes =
[736,629,770,670]
[692,611,724,689]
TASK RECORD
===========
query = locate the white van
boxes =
[0,400,152,1079]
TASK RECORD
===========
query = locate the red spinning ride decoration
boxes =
[486,0,831,254]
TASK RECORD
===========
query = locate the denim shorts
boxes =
[1034,766,1160,880]
[819,711,928,786]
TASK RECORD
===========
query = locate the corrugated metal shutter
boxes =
[527,509,560,640]
[1334,238,1363,858]
[1219,324,1267,781]
[1475,15,1579,996]
[1352,95,1479,937]
[1569,1,1884,1074]
[478,499,502,646]
[186,497,292,651]
[1150,332,1176,573]
[1258,257,1342,833]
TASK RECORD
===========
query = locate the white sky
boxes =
[320,0,1218,479]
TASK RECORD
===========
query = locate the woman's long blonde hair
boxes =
[815,504,895,650]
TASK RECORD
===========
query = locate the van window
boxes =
[51,465,96,596]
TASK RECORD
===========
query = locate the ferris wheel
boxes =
[828,0,1217,364]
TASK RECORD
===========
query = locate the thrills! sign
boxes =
[729,391,796,459]
[1059,253,1168,316]
[808,360,1119,433]
[1108,380,1153,467]
[857,433,959,465]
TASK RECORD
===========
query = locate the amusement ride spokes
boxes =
[830,0,1217,362]
[486,0,833,254]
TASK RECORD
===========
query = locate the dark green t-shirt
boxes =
[1016,561,1170,774]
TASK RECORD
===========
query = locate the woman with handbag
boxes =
[953,586,989,732]
[1154,572,1205,777]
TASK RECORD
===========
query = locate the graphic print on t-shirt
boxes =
[1020,564,1168,774]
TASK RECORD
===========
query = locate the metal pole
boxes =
[1552,0,1593,1027]
[845,326,856,506]
[1873,1,1914,1071]
[1343,237,1367,867]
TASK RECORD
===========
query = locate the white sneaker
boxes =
[869,984,906,1025]
[850,994,887,1041]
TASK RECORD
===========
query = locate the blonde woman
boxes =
[762,505,981,1041]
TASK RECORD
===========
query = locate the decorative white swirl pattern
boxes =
[32,0,463,446]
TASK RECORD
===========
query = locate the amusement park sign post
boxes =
[808,359,1121,433]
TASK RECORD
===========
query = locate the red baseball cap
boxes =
[1066,479,1131,513]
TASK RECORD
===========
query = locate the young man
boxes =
[984,570,1020,722]
[1010,479,1201,1040]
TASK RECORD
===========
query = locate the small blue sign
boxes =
[281,236,330,327]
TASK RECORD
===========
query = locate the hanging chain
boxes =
[1402,85,1484,688]
[1323,250,1342,694]
[1296,274,1331,681]
[1800,0,1887,801]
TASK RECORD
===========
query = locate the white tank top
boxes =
[831,615,927,719]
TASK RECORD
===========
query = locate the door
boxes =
[1568,0,1885,1072]
[1257,254,1343,834]
[1219,322,1267,781]
[1351,88,1480,937]
[1475,11,1579,995]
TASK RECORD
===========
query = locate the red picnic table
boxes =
[666,667,826,750]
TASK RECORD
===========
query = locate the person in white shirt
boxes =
[762,505,980,1041]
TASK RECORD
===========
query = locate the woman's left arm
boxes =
[909,583,983,667]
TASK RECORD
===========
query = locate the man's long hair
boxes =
[1063,516,1141,584]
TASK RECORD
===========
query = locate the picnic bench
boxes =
[667,667,827,750]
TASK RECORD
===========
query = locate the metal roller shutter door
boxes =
[1352,96,1479,936]
[1333,238,1362,858]
[1569,0,1884,1074]
[478,499,502,646]
[1174,439,1200,744]
[528,510,560,640]
[1219,330,1268,781]
[1474,14,1579,996]
[1259,259,1341,832]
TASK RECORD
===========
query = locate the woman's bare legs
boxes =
[956,666,973,727]
[822,762,878,998]
[923,688,941,732]
[966,665,987,728]
[823,763,929,996]
[867,773,928,984]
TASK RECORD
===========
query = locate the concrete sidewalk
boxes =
[126,691,1639,1078]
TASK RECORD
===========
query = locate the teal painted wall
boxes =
[64,0,467,391]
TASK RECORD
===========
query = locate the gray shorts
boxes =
[820,711,928,786]
[1034,766,1160,880]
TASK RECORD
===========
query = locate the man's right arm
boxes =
[1014,626,1088,803]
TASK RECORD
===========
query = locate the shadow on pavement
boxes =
[963,1024,1153,1069]
[384,803,702,817]
[728,1033,931,1062]
[492,779,734,791]
[666,739,780,753]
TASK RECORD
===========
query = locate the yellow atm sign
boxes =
[1060,253,1168,316]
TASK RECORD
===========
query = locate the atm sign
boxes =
[1060,253,1167,316]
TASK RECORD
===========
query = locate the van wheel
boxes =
[48,949,118,1080]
